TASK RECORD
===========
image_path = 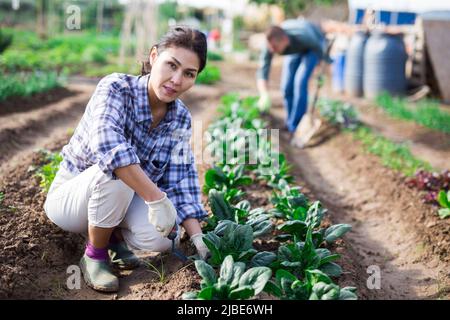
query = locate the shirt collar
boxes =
[135,74,152,123]
[135,73,178,126]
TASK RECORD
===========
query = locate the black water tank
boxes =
[344,30,368,97]
[363,31,407,99]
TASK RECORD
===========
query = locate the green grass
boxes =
[196,64,221,85]
[144,256,167,284]
[353,126,433,176]
[376,93,450,134]
[0,71,62,101]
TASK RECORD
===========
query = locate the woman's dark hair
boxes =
[141,26,207,76]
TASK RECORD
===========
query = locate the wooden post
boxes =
[119,0,158,67]
[119,0,134,66]
[97,0,104,34]
[36,0,48,39]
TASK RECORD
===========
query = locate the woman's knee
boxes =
[44,195,88,233]
[88,179,135,227]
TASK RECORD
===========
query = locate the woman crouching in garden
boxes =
[44,26,209,293]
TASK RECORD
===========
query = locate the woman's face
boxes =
[149,46,200,103]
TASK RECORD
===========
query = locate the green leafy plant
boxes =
[309,281,357,300]
[206,190,273,236]
[245,207,274,238]
[0,29,13,54]
[205,189,237,230]
[270,180,310,221]
[207,51,224,61]
[318,98,360,130]
[196,64,221,85]
[0,192,4,206]
[205,119,251,165]
[318,98,433,177]
[256,153,294,188]
[205,94,268,167]
[217,94,261,128]
[275,198,351,245]
[0,28,119,75]
[437,190,450,219]
[202,221,263,266]
[0,71,61,101]
[81,45,107,64]
[249,251,278,268]
[35,150,63,192]
[264,268,357,300]
[203,165,252,195]
[200,90,357,299]
[183,255,272,300]
[354,126,433,177]
[376,93,450,134]
[272,226,343,279]
[204,221,257,266]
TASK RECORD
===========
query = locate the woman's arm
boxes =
[181,217,202,237]
[183,217,209,260]
[114,164,164,202]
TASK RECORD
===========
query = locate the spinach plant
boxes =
[256,153,294,188]
[183,255,272,300]
[270,180,310,221]
[272,226,343,278]
[264,268,357,300]
[206,190,273,236]
[277,202,351,245]
[203,165,252,196]
[203,221,275,267]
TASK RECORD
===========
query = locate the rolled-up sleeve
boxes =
[158,128,208,224]
[256,46,273,81]
[88,82,140,178]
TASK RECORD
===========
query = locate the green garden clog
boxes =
[108,241,140,270]
[79,254,119,292]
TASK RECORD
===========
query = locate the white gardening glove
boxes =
[257,92,271,113]
[190,233,210,260]
[145,192,177,238]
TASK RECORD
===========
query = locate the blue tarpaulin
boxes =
[348,0,450,25]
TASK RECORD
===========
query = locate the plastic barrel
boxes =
[363,31,407,99]
[332,51,346,93]
[344,31,368,97]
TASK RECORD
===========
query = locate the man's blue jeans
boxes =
[281,50,319,133]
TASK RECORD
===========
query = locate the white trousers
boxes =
[44,164,176,252]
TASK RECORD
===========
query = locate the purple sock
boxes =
[85,241,109,261]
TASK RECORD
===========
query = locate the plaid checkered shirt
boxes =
[60,73,207,224]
